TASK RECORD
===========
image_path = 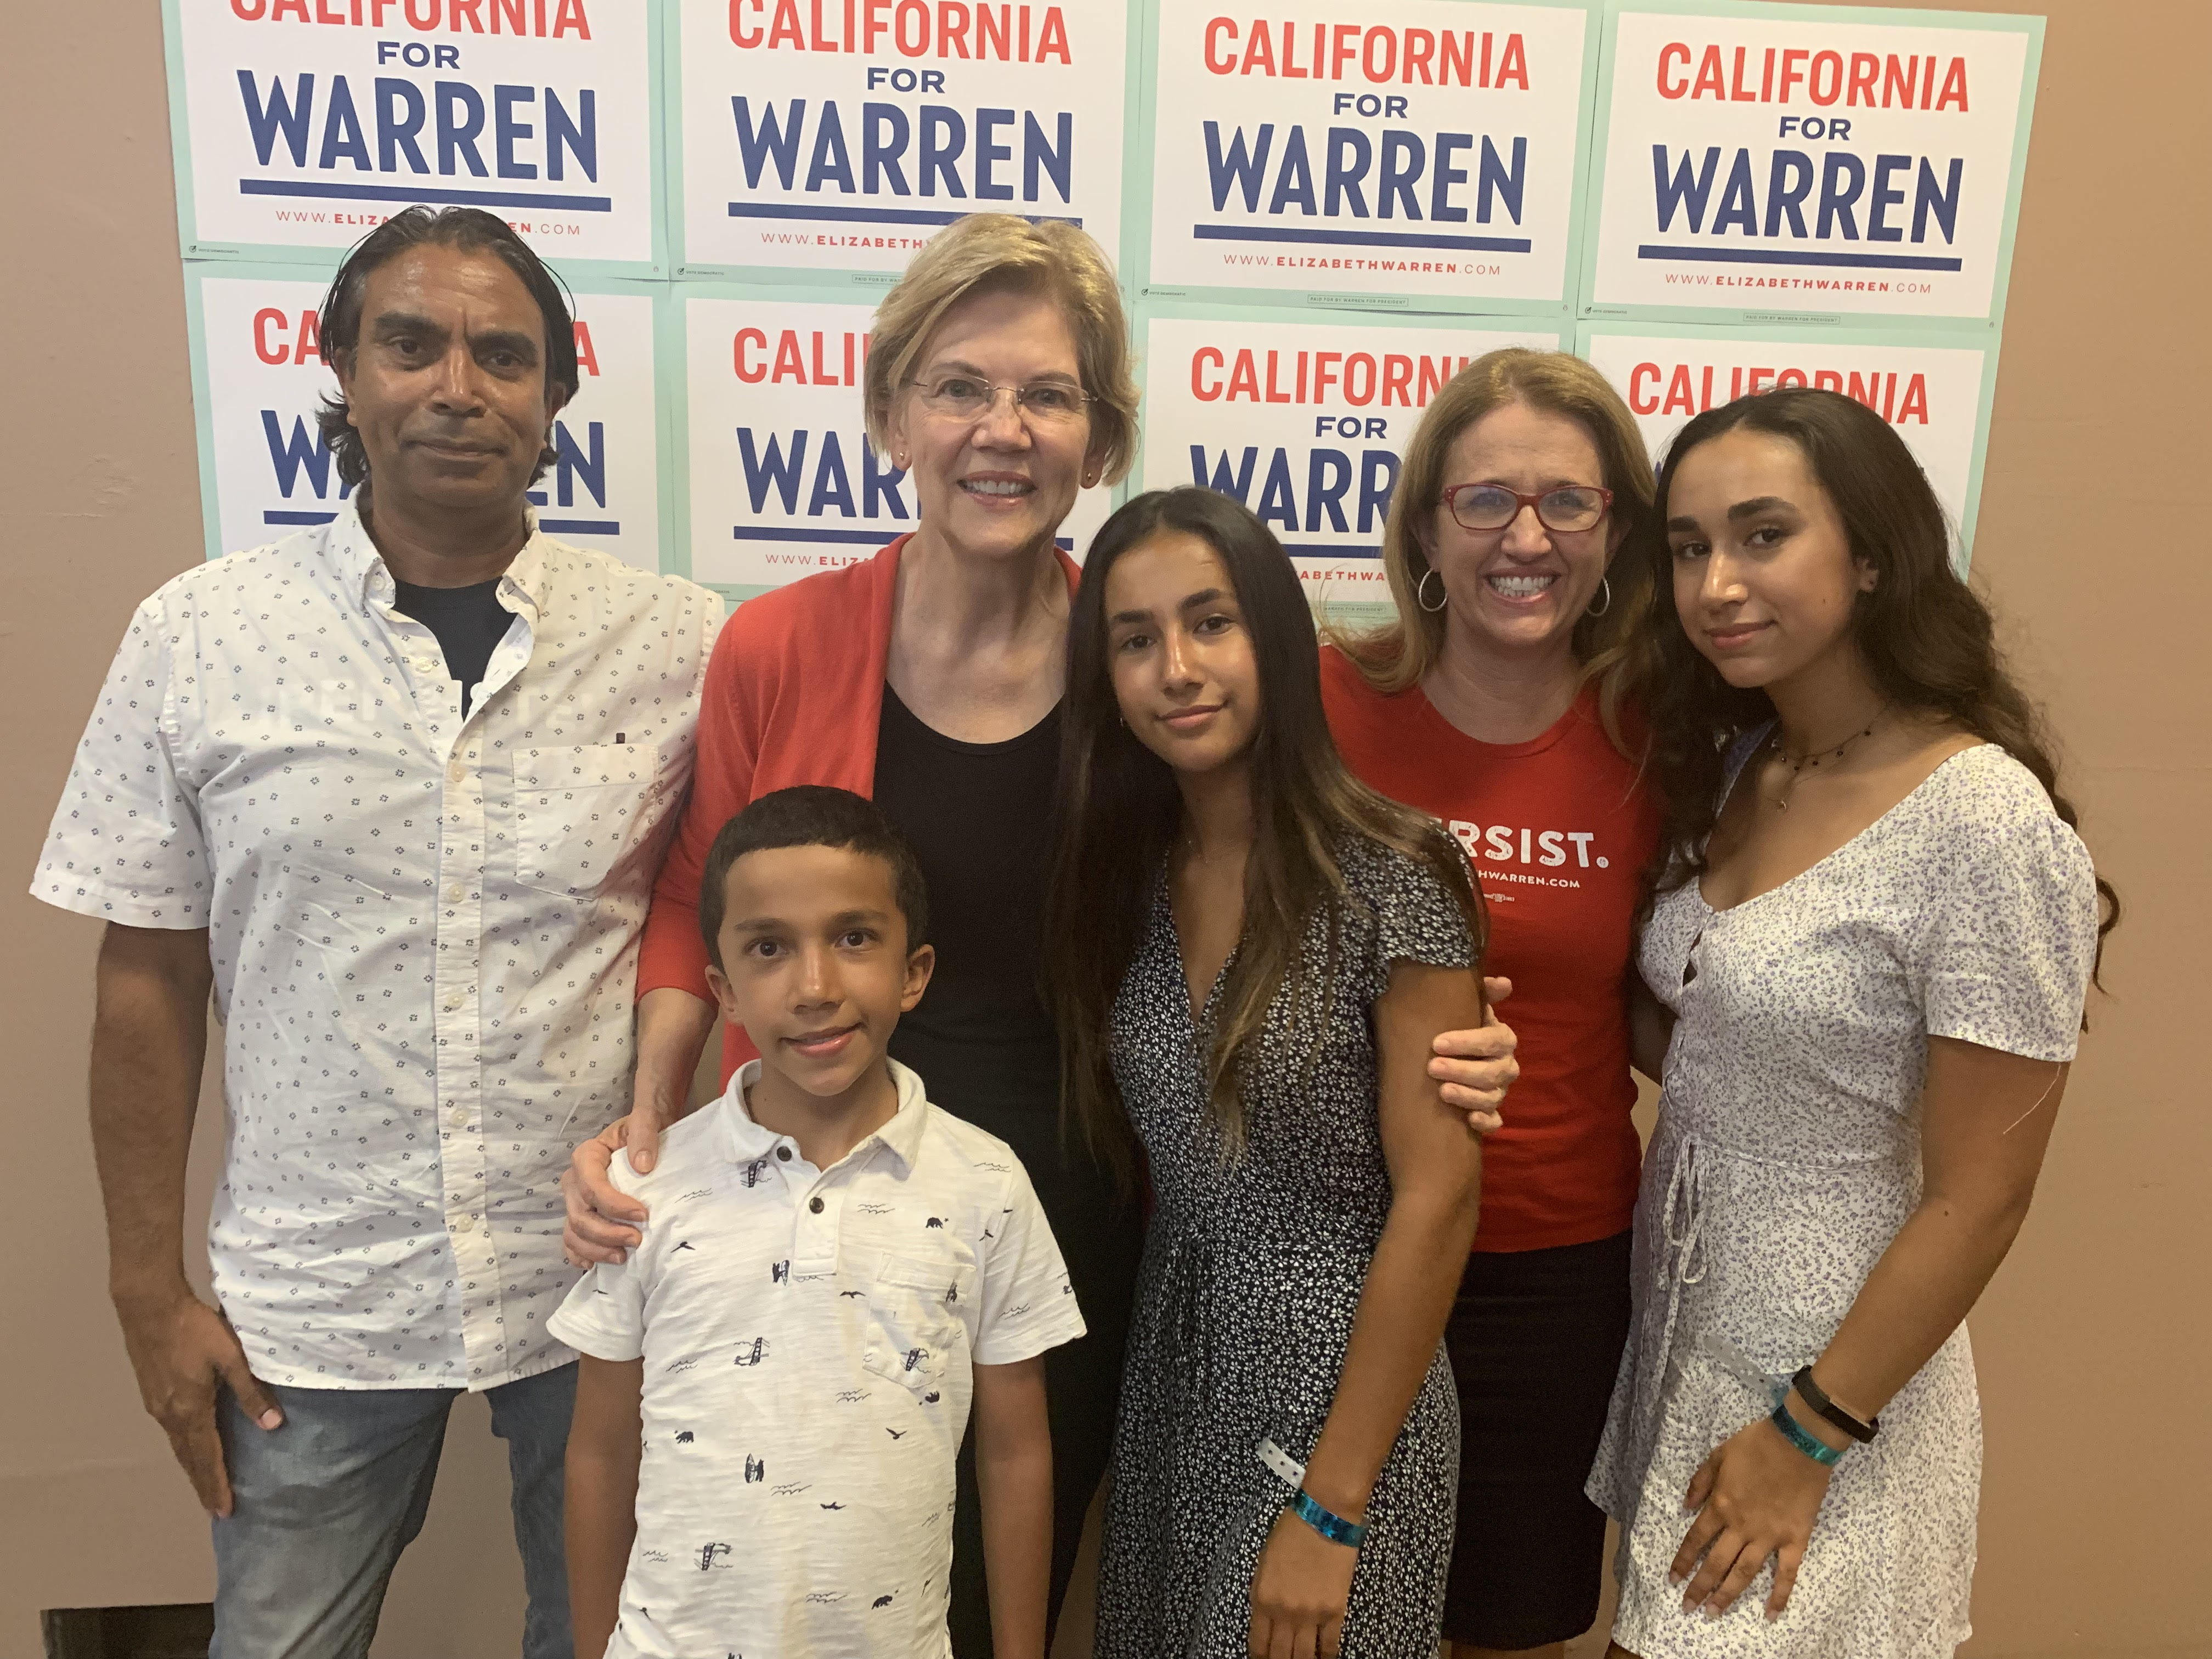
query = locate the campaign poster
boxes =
[678,287,1115,592]
[185,262,667,570]
[165,0,661,270]
[1138,309,1561,608]
[673,0,1133,280]
[1576,320,1997,554]
[1139,1,1596,314]
[1582,3,2039,326]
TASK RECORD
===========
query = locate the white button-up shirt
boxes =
[548,1058,1085,1658]
[32,502,723,1390]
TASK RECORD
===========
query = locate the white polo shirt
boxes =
[548,1057,1086,1659]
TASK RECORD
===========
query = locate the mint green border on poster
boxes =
[180,255,343,565]
[1124,0,1605,321]
[1572,315,2002,562]
[663,277,877,609]
[663,0,1146,292]
[161,0,670,279]
[1572,0,2042,333]
[182,258,681,571]
[1132,295,1568,625]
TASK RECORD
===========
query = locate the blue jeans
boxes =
[211,1362,577,1659]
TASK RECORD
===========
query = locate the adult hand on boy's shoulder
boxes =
[562,1114,655,1268]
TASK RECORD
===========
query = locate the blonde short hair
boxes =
[1330,348,1657,754]
[863,215,1138,485]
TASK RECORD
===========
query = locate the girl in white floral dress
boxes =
[1590,387,2116,1659]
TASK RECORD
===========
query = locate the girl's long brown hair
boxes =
[1045,488,1488,1188]
[1635,387,2119,973]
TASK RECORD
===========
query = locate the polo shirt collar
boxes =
[322,494,551,614]
[720,1057,930,1175]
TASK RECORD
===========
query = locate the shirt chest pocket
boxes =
[860,1250,977,1397]
[512,744,670,896]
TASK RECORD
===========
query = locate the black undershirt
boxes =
[870,682,1142,1655]
[391,577,512,715]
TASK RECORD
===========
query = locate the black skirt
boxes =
[1442,1229,1634,1650]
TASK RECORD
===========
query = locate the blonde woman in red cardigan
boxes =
[558,213,1521,1656]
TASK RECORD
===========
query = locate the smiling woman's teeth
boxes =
[1488,574,1556,598]
[962,478,1032,496]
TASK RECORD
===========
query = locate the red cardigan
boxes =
[637,534,1082,1080]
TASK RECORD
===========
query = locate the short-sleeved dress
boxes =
[1096,837,1480,1659]
[1588,740,2100,1659]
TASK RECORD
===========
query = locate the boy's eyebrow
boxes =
[725,906,894,932]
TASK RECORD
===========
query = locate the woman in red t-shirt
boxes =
[1322,349,1663,1659]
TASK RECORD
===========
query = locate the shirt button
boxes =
[448,760,467,785]
[446,884,465,903]
[808,1196,824,1214]
[455,1214,478,1234]
[775,1146,792,1162]
[450,1107,468,1127]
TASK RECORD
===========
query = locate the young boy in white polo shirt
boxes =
[551,786,1085,1659]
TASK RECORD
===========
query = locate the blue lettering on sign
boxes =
[731,428,1073,550]
[1640,144,1966,270]
[235,70,610,213]
[524,421,620,533]
[1189,445,1400,550]
[726,100,1081,229]
[261,411,618,536]
[1193,122,1530,255]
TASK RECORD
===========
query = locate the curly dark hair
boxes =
[315,205,579,492]
[1632,386,2118,978]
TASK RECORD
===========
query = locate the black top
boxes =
[869,682,1143,1649]
[391,577,512,715]
[873,682,1062,1088]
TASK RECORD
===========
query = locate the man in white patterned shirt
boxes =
[31,206,720,1659]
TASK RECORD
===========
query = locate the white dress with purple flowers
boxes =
[1588,740,2098,1659]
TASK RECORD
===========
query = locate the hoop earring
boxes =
[1586,577,1612,618]
[1417,568,1448,614]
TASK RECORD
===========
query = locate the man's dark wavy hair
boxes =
[315,205,579,491]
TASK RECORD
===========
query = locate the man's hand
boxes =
[1427,975,1519,1136]
[115,1289,281,1517]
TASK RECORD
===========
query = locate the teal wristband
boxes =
[1288,1487,1370,1549]
[1769,1398,1844,1467]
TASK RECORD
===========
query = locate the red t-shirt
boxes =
[1321,645,1660,1253]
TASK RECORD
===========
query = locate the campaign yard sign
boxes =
[1577,319,1997,554]
[1138,1,1597,315]
[185,262,668,569]
[678,287,1114,592]
[165,0,661,270]
[672,0,1134,281]
[1582,2,2039,326]
[1139,309,1560,605]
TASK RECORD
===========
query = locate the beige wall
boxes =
[3,3,2205,1656]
